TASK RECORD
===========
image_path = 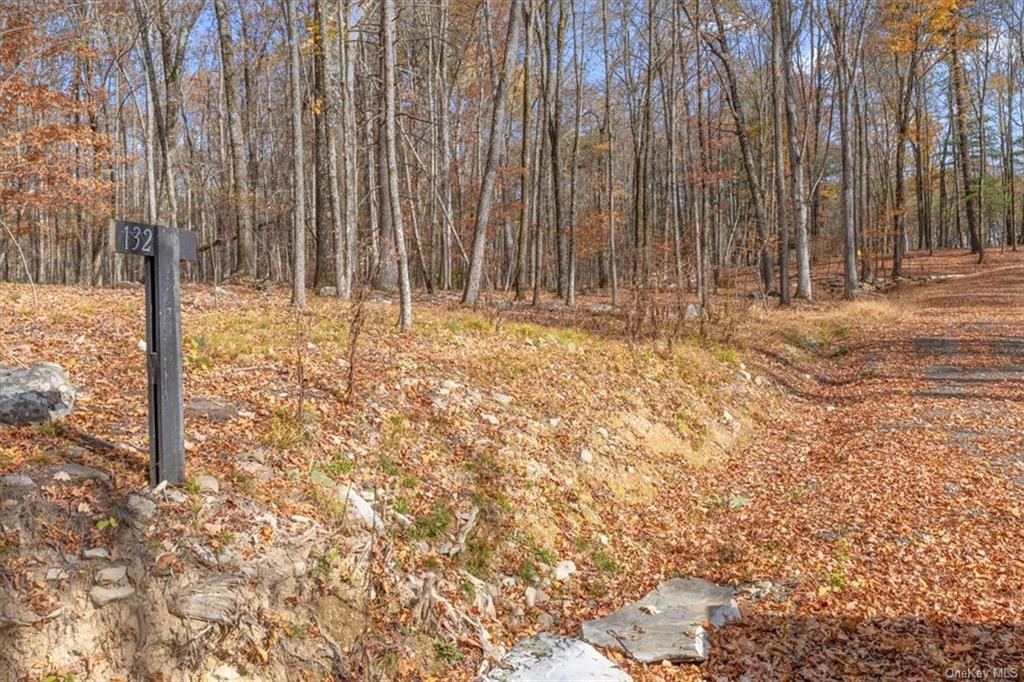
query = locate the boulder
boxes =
[0,363,75,425]
[483,633,631,682]
[581,578,740,663]
[1,474,35,488]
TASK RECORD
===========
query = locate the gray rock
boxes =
[52,462,110,483]
[169,574,243,624]
[184,398,237,424]
[195,475,219,494]
[484,633,631,682]
[95,565,127,585]
[90,584,135,607]
[0,474,35,488]
[581,578,740,663]
[82,547,110,560]
[318,286,338,297]
[537,612,555,629]
[126,494,157,521]
[0,363,75,425]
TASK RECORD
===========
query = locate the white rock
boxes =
[137,340,147,353]
[82,547,110,560]
[580,449,594,463]
[553,560,577,581]
[494,393,513,406]
[482,413,500,426]
[336,485,384,531]
[596,427,609,439]
[483,633,632,682]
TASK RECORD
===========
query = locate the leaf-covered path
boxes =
[700,263,1024,679]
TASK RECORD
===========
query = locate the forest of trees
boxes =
[3,0,1024,323]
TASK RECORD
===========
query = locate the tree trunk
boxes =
[462,0,525,305]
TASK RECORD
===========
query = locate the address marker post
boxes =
[110,220,197,487]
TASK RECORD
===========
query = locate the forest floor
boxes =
[1,249,1023,680]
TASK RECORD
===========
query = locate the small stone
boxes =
[548,418,561,427]
[754,375,766,387]
[580,449,594,463]
[126,494,157,521]
[138,340,147,352]
[526,586,550,608]
[82,547,110,560]
[537,612,555,629]
[442,379,459,391]
[554,560,577,581]
[163,489,188,504]
[195,475,219,494]
[95,565,127,585]
[46,568,68,581]
[482,413,500,426]
[90,584,135,607]
[494,393,513,406]
[596,427,609,439]
[318,286,338,297]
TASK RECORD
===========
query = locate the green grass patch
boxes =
[410,502,454,540]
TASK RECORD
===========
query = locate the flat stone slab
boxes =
[484,633,632,681]
[90,584,135,607]
[581,578,740,663]
[185,398,238,423]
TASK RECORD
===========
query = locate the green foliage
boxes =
[434,639,464,667]
[264,408,307,450]
[37,421,59,437]
[593,550,619,574]
[310,547,340,578]
[410,502,454,540]
[95,517,118,531]
[445,315,493,335]
[324,451,354,476]
[707,343,740,365]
